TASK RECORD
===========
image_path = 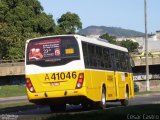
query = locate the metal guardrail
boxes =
[131,51,160,59]
[133,57,160,66]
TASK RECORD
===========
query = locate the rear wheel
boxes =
[99,87,106,109]
[81,102,89,110]
[121,90,129,106]
[49,104,66,112]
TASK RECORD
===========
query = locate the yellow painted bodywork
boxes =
[26,70,134,102]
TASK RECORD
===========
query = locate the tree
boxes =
[119,39,139,52]
[54,26,65,35]
[0,0,56,60]
[100,33,117,44]
[57,12,82,34]
[100,33,139,52]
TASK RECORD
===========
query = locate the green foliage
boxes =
[0,85,26,97]
[100,33,117,44]
[0,0,55,60]
[58,12,82,34]
[0,1,83,60]
[119,39,139,52]
[100,33,139,52]
[54,26,65,35]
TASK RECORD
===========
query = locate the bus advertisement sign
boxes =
[28,39,61,61]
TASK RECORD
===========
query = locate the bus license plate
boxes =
[51,82,60,86]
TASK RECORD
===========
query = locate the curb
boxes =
[0,96,27,103]
[135,92,160,97]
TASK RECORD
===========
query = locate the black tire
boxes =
[49,104,66,112]
[121,91,129,106]
[99,87,106,109]
[81,102,89,110]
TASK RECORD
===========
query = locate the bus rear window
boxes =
[26,36,80,66]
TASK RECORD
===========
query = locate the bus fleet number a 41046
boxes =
[45,71,77,81]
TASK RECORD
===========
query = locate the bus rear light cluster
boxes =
[76,73,84,89]
[26,78,35,93]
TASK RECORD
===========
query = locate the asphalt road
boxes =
[2,94,159,115]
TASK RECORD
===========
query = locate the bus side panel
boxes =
[89,70,106,102]
[84,70,120,102]
[84,70,98,101]
[84,70,93,89]
[105,71,117,100]
[115,72,127,100]
[129,73,135,98]
[124,72,135,99]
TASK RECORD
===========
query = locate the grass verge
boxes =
[0,85,26,98]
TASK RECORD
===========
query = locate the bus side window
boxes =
[119,52,129,72]
[92,45,97,68]
[110,49,115,71]
[115,50,121,71]
[125,53,131,72]
[103,48,111,69]
[82,42,89,68]
[123,53,128,71]
[127,54,132,72]
[88,44,95,68]
[120,52,124,71]
[96,46,103,68]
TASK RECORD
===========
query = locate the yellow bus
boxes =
[25,35,134,112]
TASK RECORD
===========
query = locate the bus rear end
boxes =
[25,36,87,111]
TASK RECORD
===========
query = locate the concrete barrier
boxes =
[133,57,160,66]
[135,80,160,92]
[0,62,25,76]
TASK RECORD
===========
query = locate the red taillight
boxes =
[76,73,84,89]
[26,78,35,93]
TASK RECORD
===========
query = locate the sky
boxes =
[38,0,160,33]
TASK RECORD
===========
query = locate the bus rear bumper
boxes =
[27,88,88,104]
